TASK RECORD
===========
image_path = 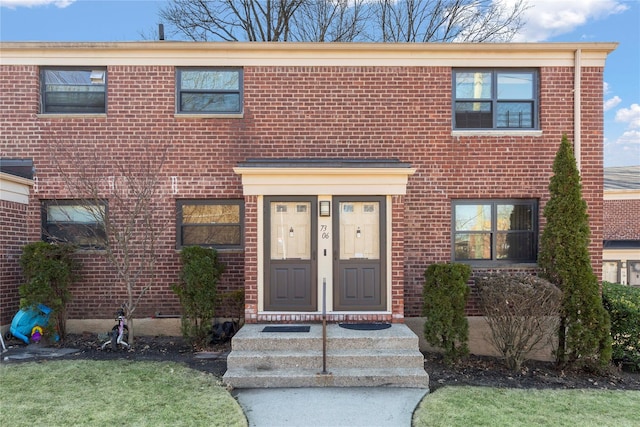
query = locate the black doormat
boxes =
[261,326,311,333]
[338,323,391,331]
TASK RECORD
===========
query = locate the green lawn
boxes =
[413,386,640,427]
[3,360,638,427]
[0,360,246,427]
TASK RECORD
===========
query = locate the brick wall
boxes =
[604,199,640,240]
[0,199,30,325]
[0,63,604,319]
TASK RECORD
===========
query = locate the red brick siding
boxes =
[0,200,30,325]
[604,199,640,240]
[0,64,605,320]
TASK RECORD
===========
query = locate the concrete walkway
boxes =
[234,387,428,427]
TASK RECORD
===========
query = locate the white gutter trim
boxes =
[574,49,582,172]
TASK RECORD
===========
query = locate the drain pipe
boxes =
[574,48,582,173]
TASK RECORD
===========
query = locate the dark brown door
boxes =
[264,196,317,311]
[333,196,386,311]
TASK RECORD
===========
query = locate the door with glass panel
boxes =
[333,196,386,311]
[264,196,317,311]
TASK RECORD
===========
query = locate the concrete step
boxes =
[223,367,430,388]
[224,323,430,389]
[227,348,424,370]
[231,324,419,352]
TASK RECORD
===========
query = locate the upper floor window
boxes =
[453,69,538,130]
[41,68,106,114]
[42,200,107,249]
[452,199,538,264]
[176,68,243,114]
[177,200,244,249]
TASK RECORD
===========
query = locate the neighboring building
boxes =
[0,42,616,332]
[603,166,640,286]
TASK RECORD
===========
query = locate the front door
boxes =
[333,196,386,311]
[264,196,317,311]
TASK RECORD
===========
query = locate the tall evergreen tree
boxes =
[538,134,612,368]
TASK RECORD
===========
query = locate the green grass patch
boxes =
[0,360,246,427]
[413,386,640,427]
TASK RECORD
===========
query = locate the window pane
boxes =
[43,69,106,114]
[181,70,239,90]
[182,204,240,224]
[455,205,491,231]
[45,70,93,85]
[455,233,491,260]
[178,201,243,248]
[44,202,106,248]
[497,102,533,128]
[182,225,241,246]
[497,204,533,231]
[497,73,533,99]
[45,92,106,114]
[48,205,104,223]
[181,93,240,113]
[455,102,493,128]
[496,232,535,260]
[455,72,491,99]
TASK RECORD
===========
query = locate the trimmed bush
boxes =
[475,273,561,371]
[603,282,640,371]
[172,246,225,348]
[423,263,471,364]
[19,241,78,341]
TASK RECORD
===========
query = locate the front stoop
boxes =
[222,324,430,389]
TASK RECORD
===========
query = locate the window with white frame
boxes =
[452,199,538,263]
[41,68,107,114]
[453,69,538,130]
[177,200,244,249]
[42,200,107,249]
[176,68,243,114]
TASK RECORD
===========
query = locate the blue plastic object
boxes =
[9,304,53,344]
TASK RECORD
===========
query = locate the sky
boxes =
[0,0,639,168]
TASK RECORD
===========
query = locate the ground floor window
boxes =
[41,200,107,249]
[176,199,244,249]
[452,199,538,264]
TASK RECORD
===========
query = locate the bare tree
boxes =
[159,0,305,41]
[374,0,528,42]
[291,0,371,42]
[50,142,171,345]
[159,0,528,43]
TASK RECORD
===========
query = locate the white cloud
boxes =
[510,0,628,42]
[604,96,621,112]
[0,0,74,9]
[617,130,640,145]
[615,103,640,129]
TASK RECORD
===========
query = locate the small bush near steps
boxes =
[172,246,225,348]
[475,273,562,371]
[423,263,471,365]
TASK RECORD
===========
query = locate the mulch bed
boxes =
[4,333,639,391]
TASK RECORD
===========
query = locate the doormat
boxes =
[338,323,391,331]
[261,326,311,333]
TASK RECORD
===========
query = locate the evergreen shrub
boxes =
[19,241,78,341]
[423,263,471,364]
[603,282,640,371]
[538,134,612,369]
[172,246,225,348]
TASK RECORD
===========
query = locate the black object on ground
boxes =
[338,323,391,331]
[261,326,311,333]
